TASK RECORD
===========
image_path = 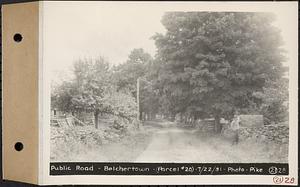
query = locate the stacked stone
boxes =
[239,125,289,144]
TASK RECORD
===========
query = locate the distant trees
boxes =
[112,48,153,98]
[152,12,288,132]
[138,77,160,120]
[112,48,158,120]
[51,81,77,115]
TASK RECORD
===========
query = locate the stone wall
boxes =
[239,125,289,144]
[239,115,264,128]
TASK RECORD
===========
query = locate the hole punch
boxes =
[14,142,24,151]
[13,33,23,42]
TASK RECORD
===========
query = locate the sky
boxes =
[42,1,298,83]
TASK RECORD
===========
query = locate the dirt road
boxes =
[136,126,232,162]
[136,121,287,163]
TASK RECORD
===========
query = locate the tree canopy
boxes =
[52,12,289,131]
[152,12,287,131]
[112,48,153,98]
[52,57,137,129]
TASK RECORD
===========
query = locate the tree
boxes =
[153,12,287,132]
[112,48,153,98]
[59,57,111,129]
[74,57,111,128]
[52,56,139,129]
[112,48,159,120]
[51,81,77,114]
[139,78,160,120]
[106,89,138,128]
[252,78,289,124]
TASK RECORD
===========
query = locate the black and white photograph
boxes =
[1,1,297,186]
[47,2,295,166]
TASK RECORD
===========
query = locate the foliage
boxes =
[112,48,160,120]
[139,79,160,120]
[252,78,289,124]
[106,89,138,128]
[152,12,287,131]
[51,81,77,114]
[112,48,153,98]
[71,57,111,114]
[52,57,137,128]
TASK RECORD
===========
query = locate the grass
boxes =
[50,125,154,162]
[207,133,288,163]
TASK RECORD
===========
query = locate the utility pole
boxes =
[137,78,141,126]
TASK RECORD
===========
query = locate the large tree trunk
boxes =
[94,110,99,129]
[214,114,222,133]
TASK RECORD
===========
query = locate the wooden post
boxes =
[137,78,140,120]
[94,110,99,129]
[136,78,140,129]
